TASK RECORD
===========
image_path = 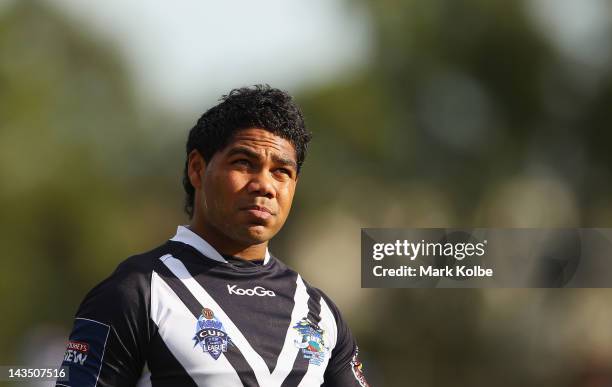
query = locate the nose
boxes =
[246,170,275,199]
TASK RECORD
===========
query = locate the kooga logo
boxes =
[227,284,276,297]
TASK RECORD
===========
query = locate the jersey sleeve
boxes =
[321,293,371,387]
[57,257,152,387]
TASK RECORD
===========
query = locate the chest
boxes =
[147,268,336,386]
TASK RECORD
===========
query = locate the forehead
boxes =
[223,128,297,159]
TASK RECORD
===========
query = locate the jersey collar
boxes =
[170,225,271,264]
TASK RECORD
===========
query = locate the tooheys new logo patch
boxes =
[63,341,89,365]
[293,317,329,365]
[193,308,231,360]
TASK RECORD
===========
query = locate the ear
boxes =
[187,149,207,189]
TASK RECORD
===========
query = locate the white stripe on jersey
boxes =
[160,254,314,387]
[151,270,244,387]
[297,297,338,387]
[270,274,309,383]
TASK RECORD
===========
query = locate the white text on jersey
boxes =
[227,284,276,297]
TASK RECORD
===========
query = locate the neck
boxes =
[188,220,267,261]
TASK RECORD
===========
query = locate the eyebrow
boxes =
[227,146,298,170]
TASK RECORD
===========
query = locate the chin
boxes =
[241,225,275,244]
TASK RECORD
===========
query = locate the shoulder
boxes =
[275,258,348,343]
[95,243,169,289]
[115,242,172,274]
[269,255,343,312]
[76,242,172,321]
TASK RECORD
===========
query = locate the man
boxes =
[57,85,370,387]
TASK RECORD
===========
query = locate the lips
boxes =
[241,205,274,221]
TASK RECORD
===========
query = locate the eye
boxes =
[233,159,251,167]
[274,168,293,178]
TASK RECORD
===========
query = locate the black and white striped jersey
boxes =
[57,226,370,387]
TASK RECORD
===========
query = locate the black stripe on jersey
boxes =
[279,355,307,387]
[281,286,323,387]
[154,263,260,387]
[147,328,198,387]
[305,286,322,324]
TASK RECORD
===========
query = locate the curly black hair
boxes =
[182,84,312,218]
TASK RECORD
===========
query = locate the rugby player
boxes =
[57,85,370,386]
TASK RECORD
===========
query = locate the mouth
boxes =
[241,205,274,221]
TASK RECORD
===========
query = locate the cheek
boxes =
[223,171,250,193]
[277,183,296,212]
[204,171,246,208]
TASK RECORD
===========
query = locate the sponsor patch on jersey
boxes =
[351,347,370,387]
[61,318,110,387]
[293,317,329,365]
[193,308,231,360]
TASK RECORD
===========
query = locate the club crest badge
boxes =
[351,347,370,387]
[293,317,329,365]
[193,308,231,360]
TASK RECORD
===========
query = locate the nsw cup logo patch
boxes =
[193,308,231,360]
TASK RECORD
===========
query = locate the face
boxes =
[189,128,299,248]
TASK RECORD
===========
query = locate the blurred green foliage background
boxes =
[1,0,612,386]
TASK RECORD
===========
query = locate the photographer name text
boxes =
[371,239,494,278]
[373,265,493,278]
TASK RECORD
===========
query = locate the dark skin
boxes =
[187,128,299,260]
